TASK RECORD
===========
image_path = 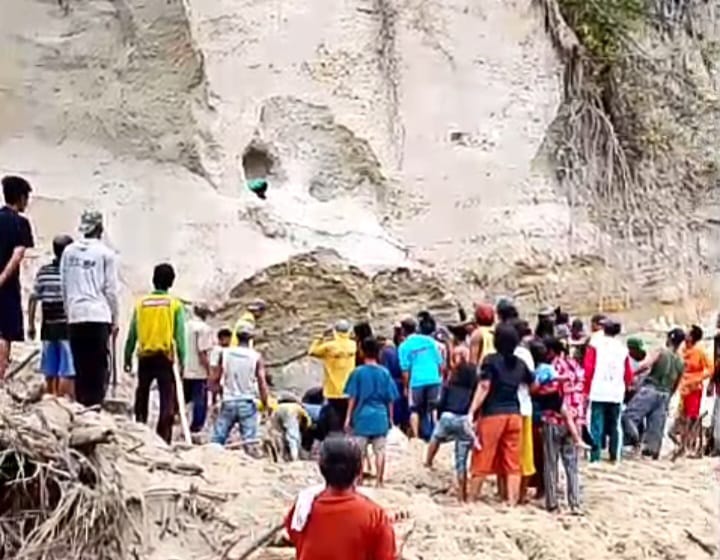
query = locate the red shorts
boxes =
[682,389,702,419]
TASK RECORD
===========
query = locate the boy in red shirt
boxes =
[284,437,396,560]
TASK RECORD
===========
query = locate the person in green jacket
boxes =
[123,263,186,443]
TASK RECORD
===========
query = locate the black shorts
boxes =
[0,287,24,341]
[409,384,442,414]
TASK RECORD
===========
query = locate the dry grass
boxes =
[0,374,139,560]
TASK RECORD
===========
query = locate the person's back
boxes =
[33,260,68,342]
[346,364,396,433]
[439,364,476,415]
[398,333,442,387]
[645,348,684,392]
[588,334,628,403]
[379,344,401,381]
[288,491,394,560]
[310,329,357,398]
[61,237,117,324]
[284,437,396,560]
[221,345,261,401]
[480,352,530,416]
[29,236,75,397]
[134,292,182,359]
[477,326,495,360]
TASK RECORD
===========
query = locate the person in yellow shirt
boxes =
[265,396,312,461]
[230,299,266,347]
[124,264,186,444]
[468,303,496,365]
[309,319,357,437]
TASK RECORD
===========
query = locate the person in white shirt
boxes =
[584,320,633,463]
[209,324,269,453]
[511,319,536,503]
[184,304,214,433]
[60,210,119,407]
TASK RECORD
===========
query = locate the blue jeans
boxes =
[622,384,670,458]
[431,412,473,474]
[183,379,208,433]
[589,401,621,462]
[212,399,258,445]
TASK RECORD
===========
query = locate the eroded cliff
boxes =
[1,0,719,349]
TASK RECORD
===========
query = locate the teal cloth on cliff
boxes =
[247,178,267,192]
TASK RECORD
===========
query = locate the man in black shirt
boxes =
[0,176,34,381]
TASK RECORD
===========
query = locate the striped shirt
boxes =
[32,261,68,340]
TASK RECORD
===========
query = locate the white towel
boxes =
[290,484,374,532]
[290,484,325,532]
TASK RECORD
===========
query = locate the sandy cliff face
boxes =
[0,0,718,342]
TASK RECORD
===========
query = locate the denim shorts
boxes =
[409,383,441,414]
[211,399,258,445]
[41,340,75,378]
[431,411,473,474]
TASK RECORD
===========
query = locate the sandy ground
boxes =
[4,345,719,560]
[130,435,718,560]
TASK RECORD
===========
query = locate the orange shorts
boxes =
[471,414,522,476]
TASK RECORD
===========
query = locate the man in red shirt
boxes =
[285,437,397,560]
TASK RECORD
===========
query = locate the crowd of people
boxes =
[2,174,720,557]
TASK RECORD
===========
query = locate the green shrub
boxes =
[558,0,645,61]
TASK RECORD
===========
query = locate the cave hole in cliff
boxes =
[242,141,277,181]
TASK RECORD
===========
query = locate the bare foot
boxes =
[575,441,591,450]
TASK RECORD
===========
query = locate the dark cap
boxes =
[667,327,686,347]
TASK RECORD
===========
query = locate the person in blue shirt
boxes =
[344,336,399,487]
[398,314,444,439]
[379,325,410,432]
